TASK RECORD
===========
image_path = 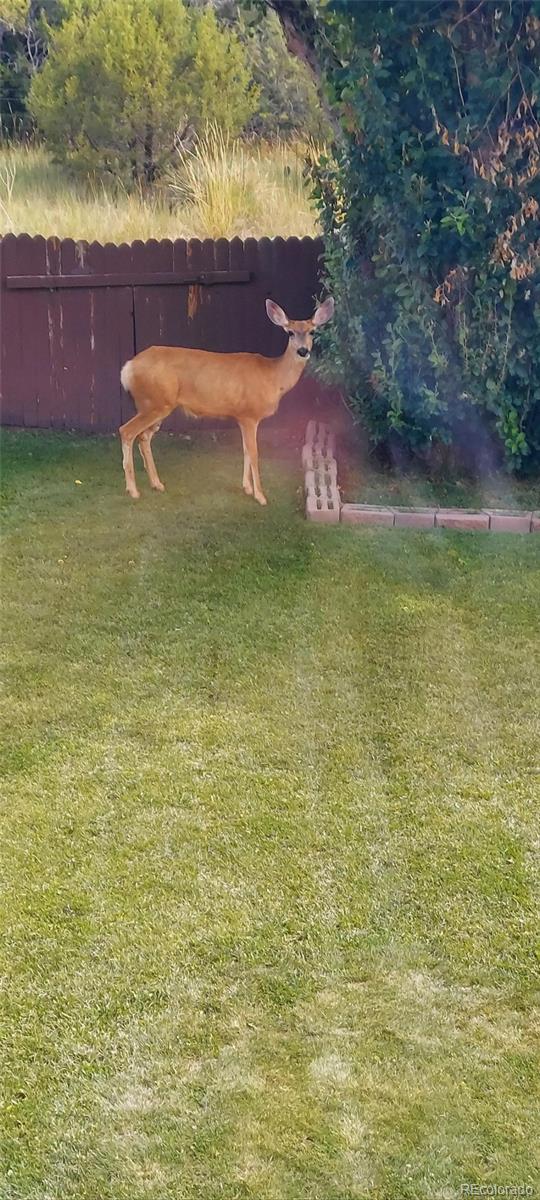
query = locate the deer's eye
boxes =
[288,330,294,338]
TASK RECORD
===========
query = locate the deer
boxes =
[119,295,334,506]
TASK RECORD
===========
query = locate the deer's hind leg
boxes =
[138,422,164,491]
[119,411,166,499]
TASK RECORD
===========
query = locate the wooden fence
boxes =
[0,233,332,433]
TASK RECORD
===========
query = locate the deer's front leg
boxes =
[239,422,253,495]
[241,419,266,506]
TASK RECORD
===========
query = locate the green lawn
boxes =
[1,428,539,1200]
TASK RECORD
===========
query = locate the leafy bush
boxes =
[280,0,540,472]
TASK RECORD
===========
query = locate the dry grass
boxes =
[166,126,319,239]
[0,135,320,242]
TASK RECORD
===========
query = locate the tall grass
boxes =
[0,134,320,242]
[166,126,320,239]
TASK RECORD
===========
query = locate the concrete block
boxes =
[304,469,316,494]
[305,421,336,460]
[314,430,336,458]
[341,504,395,527]
[435,509,489,531]
[319,459,338,485]
[306,486,340,524]
[531,512,540,532]
[303,451,337,480]
[392,507,437,529]
[302,443,316,470]
[483,509,533,533]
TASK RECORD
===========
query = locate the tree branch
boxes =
[264,0,342,139]
[266,0,323,82]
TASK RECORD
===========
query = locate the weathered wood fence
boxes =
[0,233,331,433]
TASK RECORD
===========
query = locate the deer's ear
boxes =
[265,298,289,327]
[312,296,335,327]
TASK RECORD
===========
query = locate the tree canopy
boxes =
[2,0,325,146]
[27,0,256,182]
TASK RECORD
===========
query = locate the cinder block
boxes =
[313,430,336,458]
[306,487,340,524]
[302,443,315,470]
[392,507,437,529]
[341,504,395,527]
[303,453,337,480]
[306,421,336,459]
[531,512,540,532]
[305,465,338,493]
[483,509,533,533]
[302,451,319,473]
[435,509,489,531]
[319,459,338,485]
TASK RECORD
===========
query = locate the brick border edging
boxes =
[303,423,539,533]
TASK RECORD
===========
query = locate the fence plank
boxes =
[185,240,205,349]
[166,240,192,434]
[83,242,135,432]
[2,236,57,428]
[0,235,19,425]
[206,238,228,353]
[51,239,87,430]
[242,237,266,355]
[44,238,65,428]
[226,237,249,352]
[116,242,138,428]
[133,239,175,352]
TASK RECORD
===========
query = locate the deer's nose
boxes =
[297,347,309,358]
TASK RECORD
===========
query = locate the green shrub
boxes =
[298,0,540,472]
[28,0,257,184]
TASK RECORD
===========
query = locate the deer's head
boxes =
[265,296,334,361]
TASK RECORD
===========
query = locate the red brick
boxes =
[483,509,533,533]
[341,504,395,527]
[435,509,489,531]
[392,507,437,529]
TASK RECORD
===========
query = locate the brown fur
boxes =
[119,298,333,505]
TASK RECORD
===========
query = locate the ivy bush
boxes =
[299,0,540,472]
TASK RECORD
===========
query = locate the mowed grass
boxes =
[1,428,539,1200]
